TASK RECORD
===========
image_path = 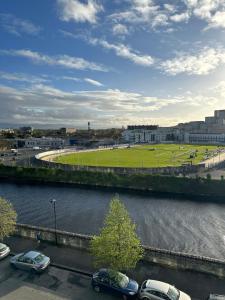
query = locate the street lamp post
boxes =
[50,199,57,245]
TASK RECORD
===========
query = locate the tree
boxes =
[0,197,17,241]
[90,196,143,271]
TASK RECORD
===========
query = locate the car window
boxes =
[24,257,33,264]
[108,271,129,289]
[99,276,110,284]
[159,292,171,300]
[18,255,25,262]
[34,254,45,263]
[150,290,163,298]
[110,279,120,288]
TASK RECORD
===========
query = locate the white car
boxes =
[0,243,10,260]
[139,280,191,300]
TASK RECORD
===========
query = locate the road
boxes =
[0,257,116,300]
[0,149,41,167]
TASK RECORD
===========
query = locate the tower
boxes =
[88,121,91,131]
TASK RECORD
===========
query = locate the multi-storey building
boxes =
[122,110,225,145]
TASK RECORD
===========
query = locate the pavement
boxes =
[3,236,225,300]
[0,256,115,300]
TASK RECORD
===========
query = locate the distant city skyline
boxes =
[1,0,225,128]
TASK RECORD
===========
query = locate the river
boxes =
[1,181,225,260]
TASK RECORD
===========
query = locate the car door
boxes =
[147,290,164,300]
[17,256,29,270]
[109,278,123,297]
[98,274,111,292]
[24,257,34,271]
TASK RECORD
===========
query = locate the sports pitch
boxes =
[53,144,224,168]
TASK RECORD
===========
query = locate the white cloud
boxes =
[0,13,41,36]
[57,0,103,24]
[207,10,225,29]
[170,12,190,22]
[0,71,48,84]
[0,81,224,127]
[164,4,176,13]
[183,0,225,29]
[84,78,103,86]
[212,81,225,96]
[61,76,81,82]
[160,47,225,75]
[89,38,154,66]
[0,83,185,127]
[112,24,129,36]
[108,0,172,30]
[108,0,225,32]
[0,49,107,72]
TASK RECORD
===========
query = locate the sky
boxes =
[1,0,225,129]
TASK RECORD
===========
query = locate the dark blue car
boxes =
[91,268,139,299]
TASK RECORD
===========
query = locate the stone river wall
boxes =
[14,223,225,278]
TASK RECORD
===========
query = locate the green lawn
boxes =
[53,144,224,168]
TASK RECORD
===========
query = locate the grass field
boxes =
[53,144,224,168]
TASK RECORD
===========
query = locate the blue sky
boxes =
[1,0,225,128]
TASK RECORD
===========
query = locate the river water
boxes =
[1,181,225,260]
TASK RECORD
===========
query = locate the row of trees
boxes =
[0,195,143,272]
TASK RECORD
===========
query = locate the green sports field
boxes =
[53,144,224,168]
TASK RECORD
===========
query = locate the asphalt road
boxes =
[0,257,116,300]
[0,149,41,167]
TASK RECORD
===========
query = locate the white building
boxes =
[24,137,64,149]
[123,110,225,145]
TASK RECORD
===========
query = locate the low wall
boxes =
[15,223,91,250]
[15,224,225,278]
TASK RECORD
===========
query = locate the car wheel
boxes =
[94,285,100,293]
[122,295,128,300]
[142,297,150,300]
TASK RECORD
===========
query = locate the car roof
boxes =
[0,243,6,249]
[146,280,170,294]
[24,251,41,259]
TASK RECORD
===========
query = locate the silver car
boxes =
[0,243,10,260]
[139,280,191,300]
[10,251,50,272]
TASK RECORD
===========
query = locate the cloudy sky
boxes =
[1,0,225,128]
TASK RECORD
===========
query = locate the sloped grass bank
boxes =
[0,165,225,199]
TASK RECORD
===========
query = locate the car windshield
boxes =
[142,280,147,290]
[167,286,180,300]
[34,254,45,263]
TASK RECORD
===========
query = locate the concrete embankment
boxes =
[14,223,225,278]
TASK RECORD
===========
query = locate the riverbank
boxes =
[0,164,225,200]
[6,223,225,279]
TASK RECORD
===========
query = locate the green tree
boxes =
[90,196,143,271]
[0,197,17,240]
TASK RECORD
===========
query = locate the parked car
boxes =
[92,268,139,299]
[10,251,50,272]
[0,243,10,260]
[139,280,191,300]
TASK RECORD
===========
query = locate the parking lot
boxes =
[0,257,116,300]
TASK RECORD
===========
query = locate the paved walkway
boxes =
[4,236,225,299]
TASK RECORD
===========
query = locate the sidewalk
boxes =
[4,236,225,299]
